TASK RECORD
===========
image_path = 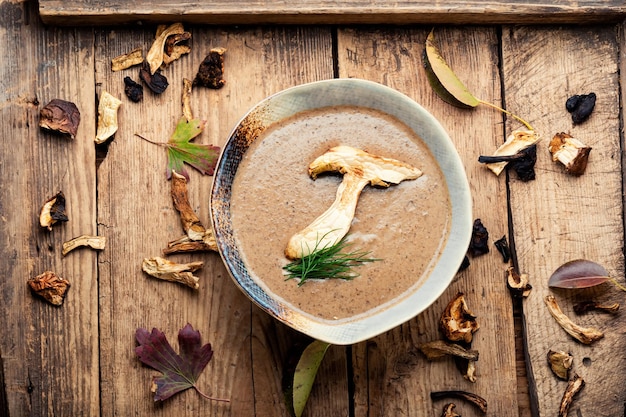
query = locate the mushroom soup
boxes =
[230,105,452,320]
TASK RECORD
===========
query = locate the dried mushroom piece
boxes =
[431,391,487,414]
[163,32,191,65]
[171,171,205,241]
[111,48,144,71]
[418,340,479,361]
[124,77,144,102]
[62,235,106,256]
[146,23,186,74]
[494,235,510,263]
[95,91,122,144]
[468,219,489,257]
[440,403,461,417]
[163,233,217,255]
[549,132,591,176]
[142,257,203,290]
[440,292,479,344]
[39,191,68,231]
[544,295,603,344]
[478,144,537,182]
[139,61,169,94]
[39,99,81,139]
[506,266,532,298]
[547,350,573,380]
[28,271,70,306]
[480,129,539,176]
[566,93,596,124]
[573,300,619,315]
[182,78,193,121]
[194,47,227,89]
[559,373,585,417]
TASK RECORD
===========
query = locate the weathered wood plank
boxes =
[337,27,519,417]
[39,0,626,26]
[503,25,625,416]
[94,24,346,416]
[0,1,99,416]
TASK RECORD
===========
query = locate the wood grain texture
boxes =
[503,25,626,416]
[38,0,626,25]
[336,27,519,417]
[94,24,348,416]
[0,1,99,416]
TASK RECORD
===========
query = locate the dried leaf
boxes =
[548,259,610,289]
[292,340,330,417]
[39,99,81,139]
[423,29,479,108]
[95,91,122,144]
[111,48,143,71]
[135,324,228,402]
[146,23,185,74]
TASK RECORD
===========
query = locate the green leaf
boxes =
[165,117,220,180]
[423,29,480,108]
[292,340,330,417]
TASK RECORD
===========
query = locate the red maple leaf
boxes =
[135,323,229,402]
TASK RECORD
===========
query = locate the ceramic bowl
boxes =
[210,79,472,345]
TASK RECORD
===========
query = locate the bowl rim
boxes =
[210,78,472,345]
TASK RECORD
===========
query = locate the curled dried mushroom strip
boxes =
[111,48,143,71]
[431,391,487,414]
[62,235,106,256]
[418,340,479,361]
[559,373,585,417]
[544,295,603,344]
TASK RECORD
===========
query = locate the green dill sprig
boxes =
[283,234,380,287]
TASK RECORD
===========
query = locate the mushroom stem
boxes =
[285,146,422,259]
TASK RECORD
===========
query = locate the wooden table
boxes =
[2,1,625,416]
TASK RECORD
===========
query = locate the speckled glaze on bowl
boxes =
[210,79,472,345]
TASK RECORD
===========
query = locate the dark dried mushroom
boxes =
[440,403,461,417]
[566,92,595,124]
[506,266,532,298]
[479,144,537,181]
[39,191,68,231]
[139,61,169,94]
[549,132,591,176]
[431,391,487,414]
[440,292,479,344]
[39,99,81,139]
[573,300,619,315]
[494,235,510,263]
[194,47,226,89]
[559,373,585,417]
[468,219,489,257]
[28,271,71,306]
[479,129,539,176]
[547,350,573,380]
[457,255,470,273]
[124,76,144,102]
[418,340,479,361]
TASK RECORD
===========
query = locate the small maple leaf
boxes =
[135,323,229,402]
[137,117,220,180]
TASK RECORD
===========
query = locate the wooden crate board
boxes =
[39,0,626,25]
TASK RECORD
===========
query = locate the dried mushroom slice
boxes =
[39,191,68,231]
[440,403,461,417]
[28,271,71,306]
[573,300,619,314]
[111,48,143,71]
[559,373,585,417]
[480,129,539,176]
[506,266,532,298]
[431,391,487,414]
[95,91,122,144]
[440,292,479,344]
[549,132,591,176]
[62,235,106,256]
[39,99,81,139]
[194,47,227,89]
[418,340,479,361]
[547,350,573,380]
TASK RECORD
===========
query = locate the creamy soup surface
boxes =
[230,105,452,321]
